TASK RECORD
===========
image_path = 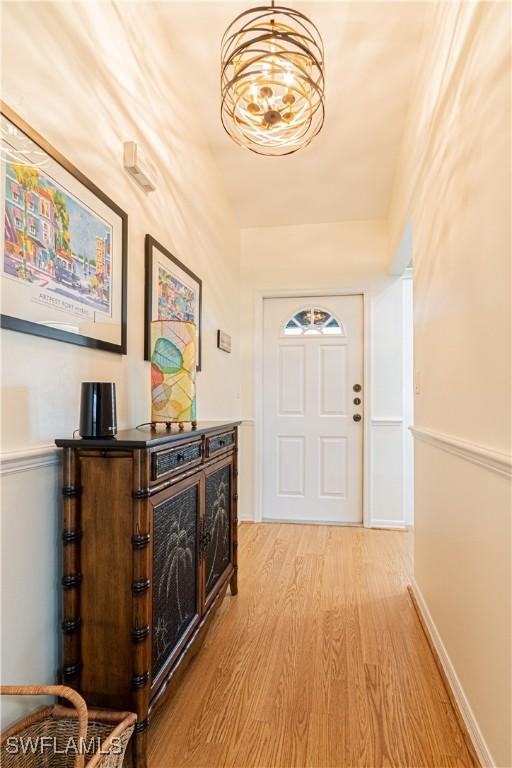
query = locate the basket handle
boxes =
[0,685,88,768]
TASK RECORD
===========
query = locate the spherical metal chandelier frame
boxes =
[220,3,325,157]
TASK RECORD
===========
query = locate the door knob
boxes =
[353,414,362,422]
[353,384,362,392]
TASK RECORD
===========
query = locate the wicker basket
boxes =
[0,685,136,768]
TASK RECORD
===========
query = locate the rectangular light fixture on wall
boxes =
[123,141,156,192]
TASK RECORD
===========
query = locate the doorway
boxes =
[262,295,364,524]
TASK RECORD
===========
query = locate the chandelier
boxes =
[220,2,325,156]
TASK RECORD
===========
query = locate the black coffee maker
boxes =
[79,382,117,438]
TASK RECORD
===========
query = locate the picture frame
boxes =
[144,234,202,370]
[217,329,232,353]
[1,103,128,354]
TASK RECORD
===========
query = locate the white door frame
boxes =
[254,288,372,527]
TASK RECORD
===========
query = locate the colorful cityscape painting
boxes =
[157,264,195,323]
[3,161,113,316]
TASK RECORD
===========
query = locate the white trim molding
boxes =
[371,417,403,427]
[368,519,407,530]
[261,517,362,527]
[409,580,495,768]
[0,444,60,477]
[410,426,512,478]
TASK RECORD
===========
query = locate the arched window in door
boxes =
[283,307,345,336]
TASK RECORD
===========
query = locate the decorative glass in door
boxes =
[283,307,344,336]
[204,465,232,596]
[152,484,198,681]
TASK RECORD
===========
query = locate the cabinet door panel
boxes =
[203,461,233,606]
[151,479,200,687]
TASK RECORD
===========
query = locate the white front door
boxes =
[263,295,364,524]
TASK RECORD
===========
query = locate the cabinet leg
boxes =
[130,726,148,768]
[230,569,238,596]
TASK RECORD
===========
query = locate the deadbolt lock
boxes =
[353,384,362,392]
[353,397,361,405]
[353,414,362,422]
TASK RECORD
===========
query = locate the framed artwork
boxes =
[145,234,202,370]
[1,103,128,353]
[217,329,232,353]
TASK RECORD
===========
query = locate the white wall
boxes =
[239,220,409,527]
[402,272,414,527]
[0,1,241,726]
[369,276,406,526]
[389,3,511,764]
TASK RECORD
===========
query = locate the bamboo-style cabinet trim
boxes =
[55,422,240,768]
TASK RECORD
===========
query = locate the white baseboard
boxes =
[409,580,494,767]
[241,517,407,531]
[367,519,407,530]
[261,517,361,527]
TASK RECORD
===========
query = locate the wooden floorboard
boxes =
[148,523,477,768]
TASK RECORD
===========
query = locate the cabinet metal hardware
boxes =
[132,671,149,689]
[132,532,151,549]
[134,719,149,735]
[62,529,83,544]
[62,573,82,589]
[131,624,150,642]
[132,578,151,594]
[62,485,82,497]
[62,661,82,680]
[62,618,82,634]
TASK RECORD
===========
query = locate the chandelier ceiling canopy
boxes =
[220,2,325,156]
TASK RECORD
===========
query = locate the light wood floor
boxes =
[149,523,476,768]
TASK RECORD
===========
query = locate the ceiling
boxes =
[156,2,431,228]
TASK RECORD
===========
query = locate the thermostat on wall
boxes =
[217,330,232,353]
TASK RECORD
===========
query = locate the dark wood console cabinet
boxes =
[55,421,240,768]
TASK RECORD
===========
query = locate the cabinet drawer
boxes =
[206,430,235,457]
[152,440,203,480]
